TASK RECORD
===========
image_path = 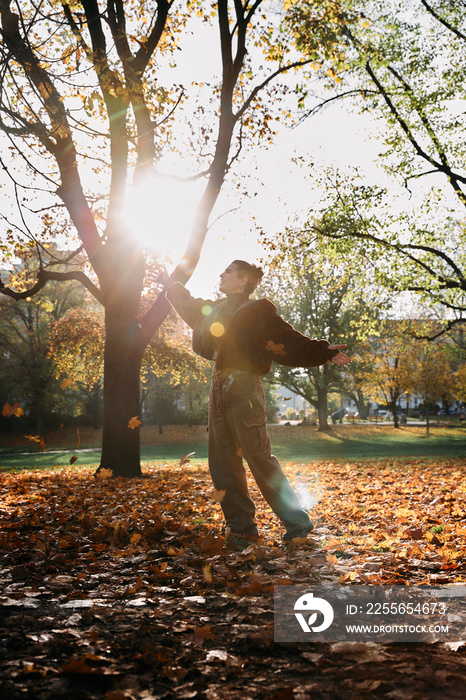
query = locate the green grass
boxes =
[1,423,465,471]
[269,424,466,462]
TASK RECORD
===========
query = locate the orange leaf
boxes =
[2,402,20,417]
[97,468,113,479]
[180,451,195,466]
[265,340,286,356]
[24,434,41,444]
[128,416,142,430]
[199,533,225,555]
[69,455,78,465]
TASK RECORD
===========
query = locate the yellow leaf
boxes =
[24,434,41,444]
[131,533,142,545]
[128,416,142,430]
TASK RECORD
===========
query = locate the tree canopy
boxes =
[285,0,466,330]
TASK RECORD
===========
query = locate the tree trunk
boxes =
[392,406,399,428]
[98,308,144,477]
[89,383,102,429]
[316,382,330,431]
[355,390,369,420]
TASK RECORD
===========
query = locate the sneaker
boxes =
[226,531,260,550]
[283,523,314,541]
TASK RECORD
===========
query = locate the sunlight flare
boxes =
[124,173,203,262]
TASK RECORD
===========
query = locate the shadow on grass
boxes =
[1,425,465,471]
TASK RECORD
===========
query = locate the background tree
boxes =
[363,323,416,428]
[286,0,466,332]
[342,339,378,420]
[260,228,387,430]
[0,1,316,476]
[0,245,86,434]
[409,338,455,434]
[49,291,209,434]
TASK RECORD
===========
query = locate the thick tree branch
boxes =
[79,0,129,222]
[0,1,102,264]
[0,270,104,305]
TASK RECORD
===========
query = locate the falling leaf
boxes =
[283,396,292,401]
[2,401,21,417]
[180,451,195,466]
[60,378,73,389]
[265,340,286,356]
[69,455,78,465]
[39,437,46,454]
[213,488,226,502]
[202,563,213,583]
[128,416,142,429]
[24,434,41,445]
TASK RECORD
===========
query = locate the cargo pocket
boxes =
[242,416,268,456]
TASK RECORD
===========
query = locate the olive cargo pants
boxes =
[208,369,312,535]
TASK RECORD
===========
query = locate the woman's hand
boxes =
[328,344,351,366]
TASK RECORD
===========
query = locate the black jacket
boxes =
[166,282,335,375]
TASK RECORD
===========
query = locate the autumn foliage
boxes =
[0,456,465,697]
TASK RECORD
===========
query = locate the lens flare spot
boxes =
[202,305,213,316]
[294,481,320,510]
[210,322,224,338]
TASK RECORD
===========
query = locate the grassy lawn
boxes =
[1,423,465,470]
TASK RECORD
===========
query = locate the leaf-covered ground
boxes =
[1,457,465,699]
